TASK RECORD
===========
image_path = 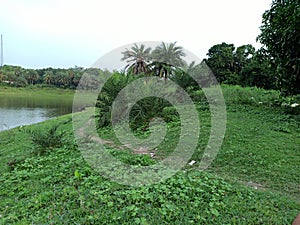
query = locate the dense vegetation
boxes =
[258,0,299,95]
[0,85,299,224]
[0,1,299,224]
[0,65,85,88]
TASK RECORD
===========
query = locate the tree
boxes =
[55,71,70,87]
[0,65,24,84]
[6,71,17,84]
[25,69,39,85]
[205,43,258,85]
[151,42,186,78]
[43,70,54,85]
[171,61,196,89]
[204,42,237,84]
[240,48,277,90]
[121,43,152,75]
[0,70,7,82]
[234,44,255,75]
[15,75,28,87]
[69,67,83,88]
[257,0,300,95]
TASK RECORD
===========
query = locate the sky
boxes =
[0,0,272,69]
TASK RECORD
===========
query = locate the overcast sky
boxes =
[0,0,272,69]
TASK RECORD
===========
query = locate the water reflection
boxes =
[0,95,73,132]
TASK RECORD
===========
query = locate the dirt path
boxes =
[76,118,156,157]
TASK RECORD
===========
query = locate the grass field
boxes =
[0,85,299,224]
[0,85,75,97]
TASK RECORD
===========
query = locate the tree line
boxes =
[119,0,299,96]
[0,65,85,88]
[205,0,299,96]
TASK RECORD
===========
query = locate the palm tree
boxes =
[43,71,54,85]
[121,43,152,75]
[25,69,39,85]
[151,42,186,78]
[0,72,7,82]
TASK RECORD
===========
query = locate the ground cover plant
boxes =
[1,1,299,223]
[0,85,299,224]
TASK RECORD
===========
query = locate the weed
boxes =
[26,120,70,155]
[0,85,299,224]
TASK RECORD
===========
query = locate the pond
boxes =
[0,93,74,132]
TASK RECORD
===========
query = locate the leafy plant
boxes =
[258,0,300,95]
[27,122,66,154]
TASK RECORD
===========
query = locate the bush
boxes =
[189,89,206,102]
[127,97,173,131]
[96,73,176,130]
[96,72,136,128]
[27,123,66,154]
[162,106,179,122]
[280,94,300,115]
[14,76,28,87]
[221,84,281,106]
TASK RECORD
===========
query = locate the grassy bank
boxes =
[0,85,299,224]
[0,85,75,97]
[0,86,97,111]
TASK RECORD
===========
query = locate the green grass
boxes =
[211,105,300,198]
[0,85,75,97]
[0,85,299,224]
[0,86,98,116]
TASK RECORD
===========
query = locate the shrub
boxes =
[14,76,28,87]
[27,123,66,154]
[221,84,281,106]
[96,72,136,128]
[96,73,176,130]
[162,106,179,122]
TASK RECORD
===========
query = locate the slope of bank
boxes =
[0,100,299,224]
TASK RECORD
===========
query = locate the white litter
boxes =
[188,160,196,166]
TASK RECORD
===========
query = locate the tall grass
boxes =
[221,84,282,106]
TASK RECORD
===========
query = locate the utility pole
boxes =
[0,34,3,67]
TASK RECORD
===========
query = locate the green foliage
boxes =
[25,69,39,85]
[162,106,180,122]
[204,43,281,91]
[220,85,282,106]
[121,42,186,79]
[26,121,67,154]
[0,88,300,223]
[170,63,198,90]
[0,65,87,89]
[240,48,277,90]
[121,43,152,75]
[96,72,137,127]
[129,97,173,130]
[96,72,177,130]
[170,61,216,91]
[234,44,256,74]
[150,42,186,78]
[14,75,28,87]
[205,42,236,84]
[107,149,156,166]
[257,0,300,95]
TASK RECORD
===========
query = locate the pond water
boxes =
[0,94,74,132]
